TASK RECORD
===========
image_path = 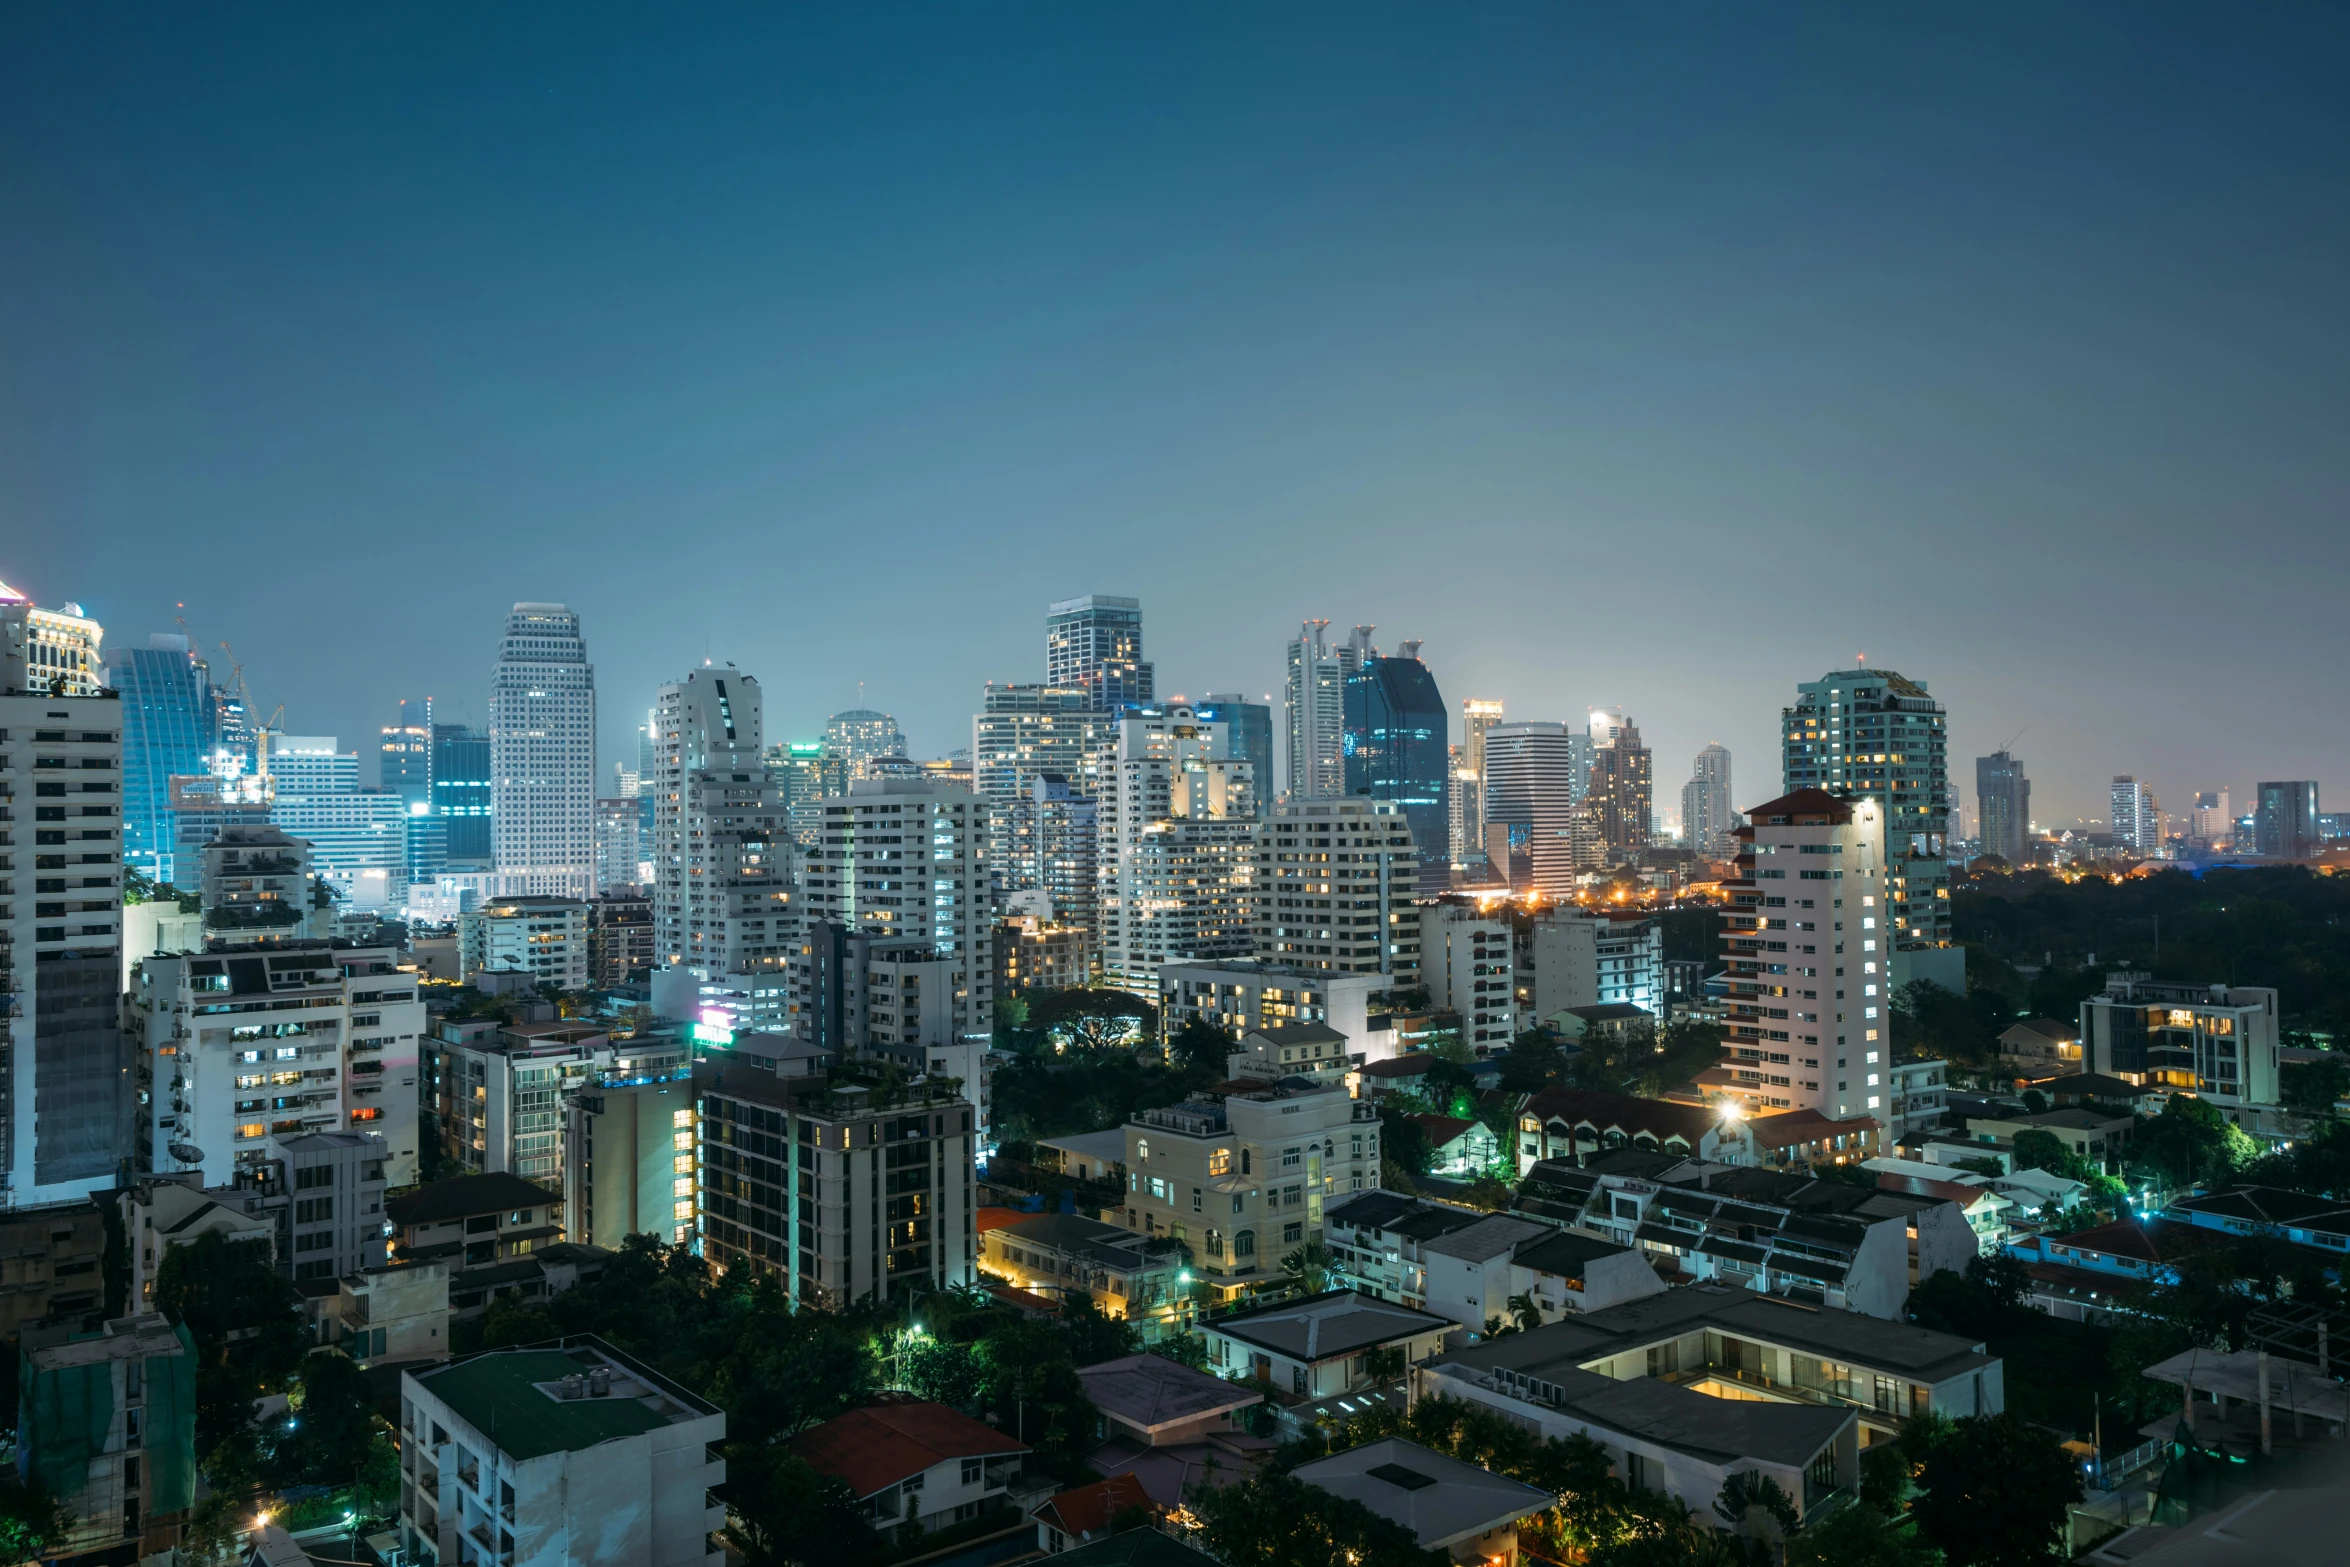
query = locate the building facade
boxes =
[1342,642,1448,885]
[1255,797,1418,984]
[2254,780,2320,861]
[111,634,216,887]
[2080,973,2280,1107]
[1283,621,1360,802]
[1045,594,1154,713]
[1975,750,2030,864]
[1421,903,1520,1048]
[490,603,597,897]
[460,896,591,990]
[1097,706,1258,993]
[1680,743,1734,860]
[2110,776,2162,854]
[1481,722,1586,896]
[1586,712,1652,859]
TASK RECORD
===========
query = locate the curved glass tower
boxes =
[1343,642,1448,884]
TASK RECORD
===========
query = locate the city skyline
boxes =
[8,8,2347,823]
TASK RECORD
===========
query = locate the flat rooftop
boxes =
[407,1341,716,1461]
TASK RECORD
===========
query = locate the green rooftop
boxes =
[414,1349,671,1461]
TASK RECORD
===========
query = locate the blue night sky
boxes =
[5,5,2346,826]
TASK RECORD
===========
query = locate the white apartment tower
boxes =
[1,588,130,1203]
[1453,698,1505,865]
[1256,797,1420,984]
[1717,790,1890,1119]
[2111,776,2163,854]
[490,604,597,897]
[1098,706,1259,994]
[653,666,797,1016]
[1420,904,1520,1048]
[1283,621,1362,802]
[1682,743,1736,859]
[1480,722,1585,897]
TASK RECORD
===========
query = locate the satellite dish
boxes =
[169,1142,206,1166]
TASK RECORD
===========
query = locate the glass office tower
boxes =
[1342,642,1447,885]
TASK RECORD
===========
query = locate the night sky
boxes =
[6,5,2346,826]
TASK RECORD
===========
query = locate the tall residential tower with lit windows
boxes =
[490,604,598,897]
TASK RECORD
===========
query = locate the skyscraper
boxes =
[1284,621,1364,802]
[432,723,493,869]
[267,735,408,908]
[2110,776,2162,854]
[1455,698,1504,867]
[1975,750,2030,865]
[2254,781,2320,862]
[1586,711,1653,859]
[1256,797,1420,982]
[971,683,1103,905]
[653,665,797,1019]
[1,582,129,1204]
[1342,641,1448,889]
[1781,668,1955,989]
[380,698,434,806]
[1482,722,1586,897]
[111,633,215,887]
[2189,789,2231,846]
[490,603,597,897]
[1197,695,1273,820]
[1045,594,1154,712]
[1681,743,1735,860]
[823,708,905,779]
[1098,705,1259,993]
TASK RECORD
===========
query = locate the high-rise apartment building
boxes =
[824,709,905,781]
[1781,669,1955,991]
[110,634,216,887]
[765,740,847,850]
[795,776,990,1048]
[1098,706,1259,993]
[2189,790,2232,847]
[2254,781,2321,862]
[1013,774,1099,941]
[2110,776,2162,854]
[972,682,1103,903]
[1455,698,1505,868]
[1974,751,2030,865]
[1586,711,1653,859]
[1420,904,1520,1048]
[1342,640,1449,887]
[489,604,597,896]
[1284,621,1363,802]
[1198,695,1273,820]
[1680,743,1735,860]
[1256,797,1418,983]
[592,798,646,894]
[1045,594,1154,713]
[430,723,492,869]
[1,607,130,1204]
[652,666,797,1025]
[1526,909,1664,1020]
[1717,790,1892,1119]
[1480,722,1584,897]
[379,698,433,807]
[267,736,408,908]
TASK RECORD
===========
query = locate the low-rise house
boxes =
[386,1171,565,1320]
[1199,1288,1454,1399]
[1324,1190,1487,1310]
[322,1261,451,1367]
[1032,1473,1158,1554]
[1544,1003,1656,1045]
[1352,1055,1434,1100]
[1420,1215,1552,1333]
[1411,1114,1503,1175]
[2164,1186,2350,1257]
[982,1213,1186,1328]
[791,1398,1030,1542]
[1290,1437,1557,1566]
[1999,1018,2083,1074]
[398,1337,724,1567]
[1966,1165,2085,1215]
[1962,1107,2134,1168]
[1883,1058,1949,1144]
[1035,1128,1128,1183]
[1868,1169,2012,1256]
[1078,1354,1262,1450]
[1507,1229,1669,1320]
[18,1314,198,1560]
[1225,1022,1353,1083]
[1509,1150,1978,1320]
[0,1200,108,1335]
[1514,1088,1735,1175]
[1746,1109,1880,1171]
[1422,1282,2000,1473]
[122,1179,272,1311]
[2025,1072,2155,1112]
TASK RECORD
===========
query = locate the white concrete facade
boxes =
[491,604,598,898]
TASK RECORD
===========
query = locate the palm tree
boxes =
[1508,1292,1544,1333]
[1279,1241,1340,1296]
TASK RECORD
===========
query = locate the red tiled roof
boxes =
[1033,1474,1156,1539]
[1408,1114,1479,1148]
[790,1401,1029,1499]
[976,1206,1027,1234]
[1741,788,1857,823]
[1523,1087,1715,1144]
[1751,1109,1879,1148]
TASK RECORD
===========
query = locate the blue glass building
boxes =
[432,724,493,867]
[1196,694,1273,818]
[1343,644,1448,880]
[113,635,214,886]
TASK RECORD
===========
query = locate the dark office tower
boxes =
[381,697,434,806]
[1198,694,1274,820]
[2254,781,2320,862]
[1975,750,2031,865]
[1343,640,1449,888]
[1045,595,1154,713]
[111,634,214,887]
[1586,712,1654,858]
[431,723,493,869]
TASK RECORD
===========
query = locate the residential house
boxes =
[1420,1215,1552,1334]
[1411,1114,1503,1176]
[1033,1474,1158,1555]
[1224,1022,1353,1084]
[1291,1437,1555,1566]
[121,1177,274,1309]
[321,1262,451,1368]
[1513,1088,1736,1176]
[791,1398,1030,1542]
[1352,1054,1436,1100]
[1324,1190,1486,1310]
[2165,1186,2350,1257]
[1074,1353,1268,1512]
[1035,1128,1128,1184]
[1200,1288,1455,1399]
[0,1200,108,1336]
[1882,1059,1950,1144]
[1543,1003,1655,1046]
[1506,1230,1670,1321]
[982,1214,1187,1330]
[385,1171,564,1320]
[1962,1107,2133,1169]
[1746,1109,1880,1171]
[1999,1019,2083,1075]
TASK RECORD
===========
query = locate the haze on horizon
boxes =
[5,5,2345,826]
